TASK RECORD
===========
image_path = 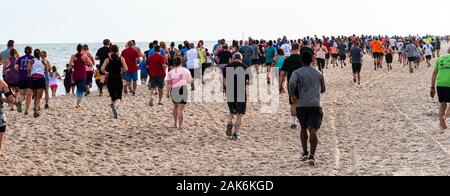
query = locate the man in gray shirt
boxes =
[289,50,326,166]
[406,40,418,73]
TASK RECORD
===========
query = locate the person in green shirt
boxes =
[430,47,450,130]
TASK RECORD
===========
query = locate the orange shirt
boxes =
[371,41,383,53]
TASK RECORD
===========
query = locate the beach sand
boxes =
[1,47,450,176]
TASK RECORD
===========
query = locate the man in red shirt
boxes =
[121,41,141,95]
[147,45,167,106]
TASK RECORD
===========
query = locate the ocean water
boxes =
[0,41,217,96]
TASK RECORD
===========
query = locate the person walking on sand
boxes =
[82,45,95,96]
[147,45,167,106]
[69,44,94,108]
[223,53,253,142]
[121,41,141,96]
[166,57,193,130]
[185,43,200,91]
[430,47,450,130]
[101,45,128,119]
[423,41,434,67]
[0,40,14,65]
[265,40,277,84]
[15,46,34,115]
[280,43,303,129]
[289,50,326,166]
[27,49,48,118]
[0,79,17,153]
[48,66,61,97]
[349,43,364,85]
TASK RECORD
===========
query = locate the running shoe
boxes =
[16,101,22,113]
[231,133,239,142]
[110,104,118,119]
[291,124,297,129]
[158,102,163,106]
[300,152,309,161]
[45,104,49,109]
[132,91,136,96]
[33,109,40,118]
[226,123,233,137]
[308,155,316,166]
[149,98,154,107]
[9,107,14,112]
[24,111,28,116]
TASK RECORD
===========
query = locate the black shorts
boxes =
[189,68,201,79]
[30,77,46,90]
[426,55,432,60]
[18,79,30,90]
[171,86,189,105]
[317,58,325,71]
[331,54,338,59]
[227,102,247,115]
[385,54,393,63]
[352,63,362,74]
[373,52,380,58]
[408,57,416,62]
[6,82,18,88]
[251,59,259,65]
[86,71,94,86]
[0,126,6,133]
[296,107,323,129]
[339,54,347,60]
[325,54,331,59]
[148,76,165,89]
[437,87,450,103]
[266,61,274,66]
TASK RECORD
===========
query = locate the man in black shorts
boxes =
[350,44,364,85]
[280,43,302,129]
[289,50,326,166]
[223,53,253,142]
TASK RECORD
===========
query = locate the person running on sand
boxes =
[371,37,384,70]
[329,42,338,67]
[147,45,167,106]
[166,57,193,130]
[385,45,394,70]
[397,39,404,64]
[101,45,128,119]
[121,41,141,96]
[27,49,48,118]
[349,43,364,84]
[0,79,16,153]
[0,40,14,65]
[40,50,52,109]
[423,41,434,67]
[224,53,253,142]
[275,49,286,93]
[95,39,111,96]
[430,47,450,130]
[289,50,326,166]
[185,43,200,91]
[82,45,95,96]
[265,40,277,84]
[15,46,34,115]
[48,66,61,97]
[436,37,441,58]
[406,40,418,73]
[337,40,347,68]
[315,41,328,73]
[3,48,20,111]
[63,64,75,95]
[69,44,94,108]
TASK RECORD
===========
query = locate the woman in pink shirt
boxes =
[83,44,95,96]
[166,57,193,130]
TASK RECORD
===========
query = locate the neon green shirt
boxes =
[435,54,450,87]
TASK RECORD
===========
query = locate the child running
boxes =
[48,66,61,97]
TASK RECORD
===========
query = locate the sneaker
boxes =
[132,92,136,96]
[178,126,184,131]
[226,123,233,137]
[99,93,103,97]
[33,109,40,118]
[308,155,316,166]
[290,124,297,129]
[24,111,29,115]
[45,104,49,109]
[171,123,178,128]
[231,133,239,142]
[16,102,22,113]
[9,107,14,112]
[149,98,154,107]
[110,104,118,119]
[158,102,163,106]
[300,152,309,161]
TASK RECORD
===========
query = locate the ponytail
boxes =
[76,44,83,58]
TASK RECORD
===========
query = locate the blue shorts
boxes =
[124,72,138,82]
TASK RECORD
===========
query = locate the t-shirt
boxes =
[186,49,199,69]
[281,44,292,57]
[121,48,140,73]
[218,50,232,64]
[166,67,193,88]
[350,47,363,64]
[396,42,404,52]
[265,46,276,63]
[251,45,259,59]
[389,39,397,48]
[337,43,347,55]
[316,46,327,59]
[275,55,285,68]
[147,53,167,78]
[423,44,434,56]
[239,46,253,64]
[180,48,189,67]
[435,54,450,87]
[289,66,326,107]
[281,54,302,83]
[147,48,167,58]
[96,46,110,67]
[17,55,34,81]
[406,44,417,58]
[223,61,251,103]
[371,40,383,53]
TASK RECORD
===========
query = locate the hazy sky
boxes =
[1,0,449,44]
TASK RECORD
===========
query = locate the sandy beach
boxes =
[1,46,450,176]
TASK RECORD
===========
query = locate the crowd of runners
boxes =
[0,34,449,166]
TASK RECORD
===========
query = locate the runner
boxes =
[337,40,347,68]
[265,41,277,84]
[101,45,128,119]
[166,57,193,130]
[430,47,450,130]
[40,50,52,109]
[223,53,253,141]
[15,46,34,115]
[436,37,441,58]
[121,41,141,96]
[83,45,95,96]
[397,39,405,64]
[250,40,260,72]
[280,43,302,129]
[69,44,94,108]
[315,41,328,73]
[371,37,384,70]
[329,42,338,67]
[274,49,286,93]
[281,40,292,57]
[406,40,418,73]
[239,41,254,66]
[48,66,61,97]
[28,49,48,118]
[147,45,167,106]
[0,40,14,66]
[63,64,75,95]
[185,43,200,91]
[350,43,364,84]
[423,41,434,67]
[95,39,111,96]
[289,50,326,166]
[0,79,16,153]
[385,45,394,70]
[3,48,20,111]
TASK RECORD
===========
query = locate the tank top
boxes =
[49,72,58,85]
[106,57,123,78]
[30,58,45,76]
[72,54,87,81]
[5,57,18,84]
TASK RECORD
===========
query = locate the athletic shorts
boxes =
[437,87,450,103]
[331,54,338,59]
[373,52,380,58]
[243,60,251,66]
[352,63,362,74]
[325,54,331,59]
[266,61,274,66]
[6,82,18,89]
[251,59,259,65]
[30,77,46,90]
[0,126,5,133]
[339,54,347,61]
[408,57,416,62]
[426,55,432,60]
[50,84,58,89]
[227,101,247,115]
[86,71,94,86]
[148,76,165,89]
[296,107,323,129]
[124,72,138,82]
[18,79,30,90]
[171,85,189,105]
